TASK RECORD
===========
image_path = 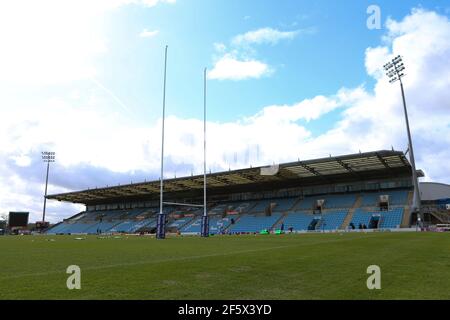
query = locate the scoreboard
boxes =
[8,212,29,228]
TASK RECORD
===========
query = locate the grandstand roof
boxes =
[47,150,418,205]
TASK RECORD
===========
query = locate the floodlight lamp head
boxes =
[42,151,56,162]
[389,77,398,83]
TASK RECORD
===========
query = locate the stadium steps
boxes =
[270,212,288,231]
[244,202,259,214]
[307,218,319,230]
[314,218,323,231]
[171,216,196,231]
[270,197,298,212]
[429,211,449,223]
[401,190,414,227]
[179,216,202,232]
[290,196,304,211]
[47,221,64,233]
[340,195,362,229]
[179,217,197,230]
[401,207,411,227]
[222,215,241,233]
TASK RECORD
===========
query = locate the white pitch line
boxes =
[0,234,376,281]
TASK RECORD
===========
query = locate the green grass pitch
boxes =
[0,232,449,299]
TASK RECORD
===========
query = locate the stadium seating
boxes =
[48,222,93,234]
[379,208,404,228]
[46,207,158,234]
[208,203,229,215]
[82,220,121,234]
[228,213,282,233]
[280,210,348,231]
[320,210,348,230]
[222,201,258,214]
[350,207,404,229]
[360,190,408,207]
[108,220,137,233]
[272,197,297,212]
[123,208,151,219]
[179,217,202,233]
[249,200,272,213]
[294,194,356,210]
[110,218,156,233]
[308,218,320,230]
[177,214,235,234]
[209,216,234,234]
[282,211,314,231]
[46,222,70,234]
[168,217,194,229]
[47,188,411,235]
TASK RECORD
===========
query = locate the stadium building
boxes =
[45,149,436,235]
[419,182,450,226]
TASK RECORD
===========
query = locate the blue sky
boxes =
[1,0,450,221]
[93,0,448,125]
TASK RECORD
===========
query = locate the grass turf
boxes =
[0,232,449,299]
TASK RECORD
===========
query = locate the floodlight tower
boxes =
[156,45,168,239]
[41,151,56,223]
[200,67,209,237]
[384,55,421,215]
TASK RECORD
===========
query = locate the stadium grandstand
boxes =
[44,150,429,235]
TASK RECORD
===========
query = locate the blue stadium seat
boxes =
[295,194,356,210]
[351,208,404,229]
[272,197,297,212]
[282,211,314,231]
[320,210,348,230]
[360,190,408,207]
[228,213,282,233]
[47,190,409,235]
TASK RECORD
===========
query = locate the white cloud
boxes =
[2,8,450,222]
[139,29,159,38]
[232,27,299,46]
[209,26,311,81]
[254,87,369,123]
[213,42,227,52]
[207,54,271,80]
[140,0,176,7]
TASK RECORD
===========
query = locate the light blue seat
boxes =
[295,194,356,210]
[320,210,348,230]
[360,190,409,207]
[228,213,282,233]
[272,197,297,212]
[282,211,314,231]
[181,217,202,233]
[209,216,233,234]
[169,217,194,228]
[351,208,404,229]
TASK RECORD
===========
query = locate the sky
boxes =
[1,0,450,222]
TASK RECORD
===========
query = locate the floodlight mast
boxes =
[384,55,421,218]
[156,45,168,239]
[41,151,55,223]
[200,67,209,237]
